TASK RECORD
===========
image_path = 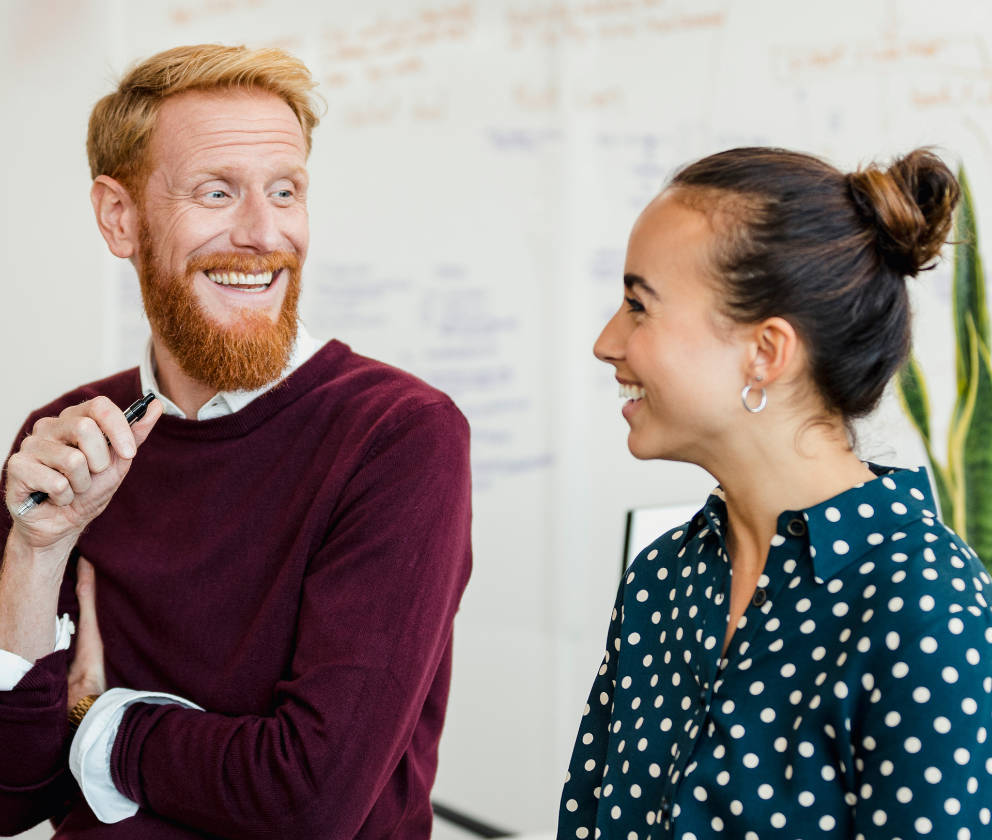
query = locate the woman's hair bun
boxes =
[847,148,960,276]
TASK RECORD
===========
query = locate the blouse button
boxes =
[752,588,767,607]
[786,518,806,536]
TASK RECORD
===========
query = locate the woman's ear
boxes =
[746,316,800,385]
[90,176,140,259]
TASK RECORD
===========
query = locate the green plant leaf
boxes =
[947,320,980,538]
[900,163,991,568]
[962,320,992,570]
[953,168,990,399]
[896,355,955,522]
[929,454,957,533]
[896,356,932,444]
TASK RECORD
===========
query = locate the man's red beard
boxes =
[138,221,302,392]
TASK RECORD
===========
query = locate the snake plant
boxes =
[897,167,992,570]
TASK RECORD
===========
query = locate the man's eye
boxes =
[206,190,227,200]
[274,189,293,199]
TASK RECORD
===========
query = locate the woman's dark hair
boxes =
[670,147,960,418]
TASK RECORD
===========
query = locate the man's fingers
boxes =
[29,398,123,476]
[75,557,103,656]
[68,557,107,699]
[73,559,105,668]
[76,395,162,459]
[5,450,75,507]
[78,396,137,462]
[76,557,97,619]
[35,409,112,472]
[130,398,163,448]
[13,438,94,499]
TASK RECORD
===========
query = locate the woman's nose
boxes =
[593,309,626,364]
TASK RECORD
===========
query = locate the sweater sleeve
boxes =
[109,400,473,838]
[0,649,76,835]
[0,416,78,836]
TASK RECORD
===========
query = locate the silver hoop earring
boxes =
[741,384,767,414]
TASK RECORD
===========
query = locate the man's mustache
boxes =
[185,251,300,275]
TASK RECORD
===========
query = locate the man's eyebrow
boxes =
[623,273,659,299]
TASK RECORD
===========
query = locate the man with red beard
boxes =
[0,45,472,839]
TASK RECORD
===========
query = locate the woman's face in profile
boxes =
[594,192,751,465]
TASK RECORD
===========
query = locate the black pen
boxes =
[15,393,156,517]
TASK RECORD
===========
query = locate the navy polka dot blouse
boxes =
[558,465,992,839]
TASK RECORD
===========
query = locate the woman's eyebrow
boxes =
[624,273,659,299]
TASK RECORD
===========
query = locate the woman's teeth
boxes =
[619,383,645,400]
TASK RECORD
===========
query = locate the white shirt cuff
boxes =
[69,687,202,823]
[0,613,76,690]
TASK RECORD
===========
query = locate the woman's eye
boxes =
[625,296,645,313]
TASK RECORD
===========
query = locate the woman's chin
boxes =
[627,434,662,461]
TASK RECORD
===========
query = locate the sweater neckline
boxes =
[138,339,351,441]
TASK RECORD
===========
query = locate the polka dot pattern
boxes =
[558,466,992,839]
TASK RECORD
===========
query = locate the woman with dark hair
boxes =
[558,148,992,839]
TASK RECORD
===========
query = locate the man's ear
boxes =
[90,176,140,259]
[746,316,801,385]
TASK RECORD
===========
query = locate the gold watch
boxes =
[68,694,101,732]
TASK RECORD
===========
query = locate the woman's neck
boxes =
[710,421,876,657]
[711,422,877,572]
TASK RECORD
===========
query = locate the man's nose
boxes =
[230,191,282,252]
[593,309,626,364]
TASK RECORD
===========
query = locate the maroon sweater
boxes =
[0,340,472,839]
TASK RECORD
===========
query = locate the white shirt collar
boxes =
[139,324,323,420]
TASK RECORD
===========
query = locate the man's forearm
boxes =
[0,531,74,663]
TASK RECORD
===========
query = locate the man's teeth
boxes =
[206,271,274,287]
[619,383,646,400]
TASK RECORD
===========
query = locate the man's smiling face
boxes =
[135,87,310,391]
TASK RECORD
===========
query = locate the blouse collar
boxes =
[683,464,938,583]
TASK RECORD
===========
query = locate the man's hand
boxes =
[67,557,106,711]
[0,396,159,664]
[4,396,162,555]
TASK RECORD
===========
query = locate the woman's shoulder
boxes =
[853,517,992,666]
[858,513,988,595]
